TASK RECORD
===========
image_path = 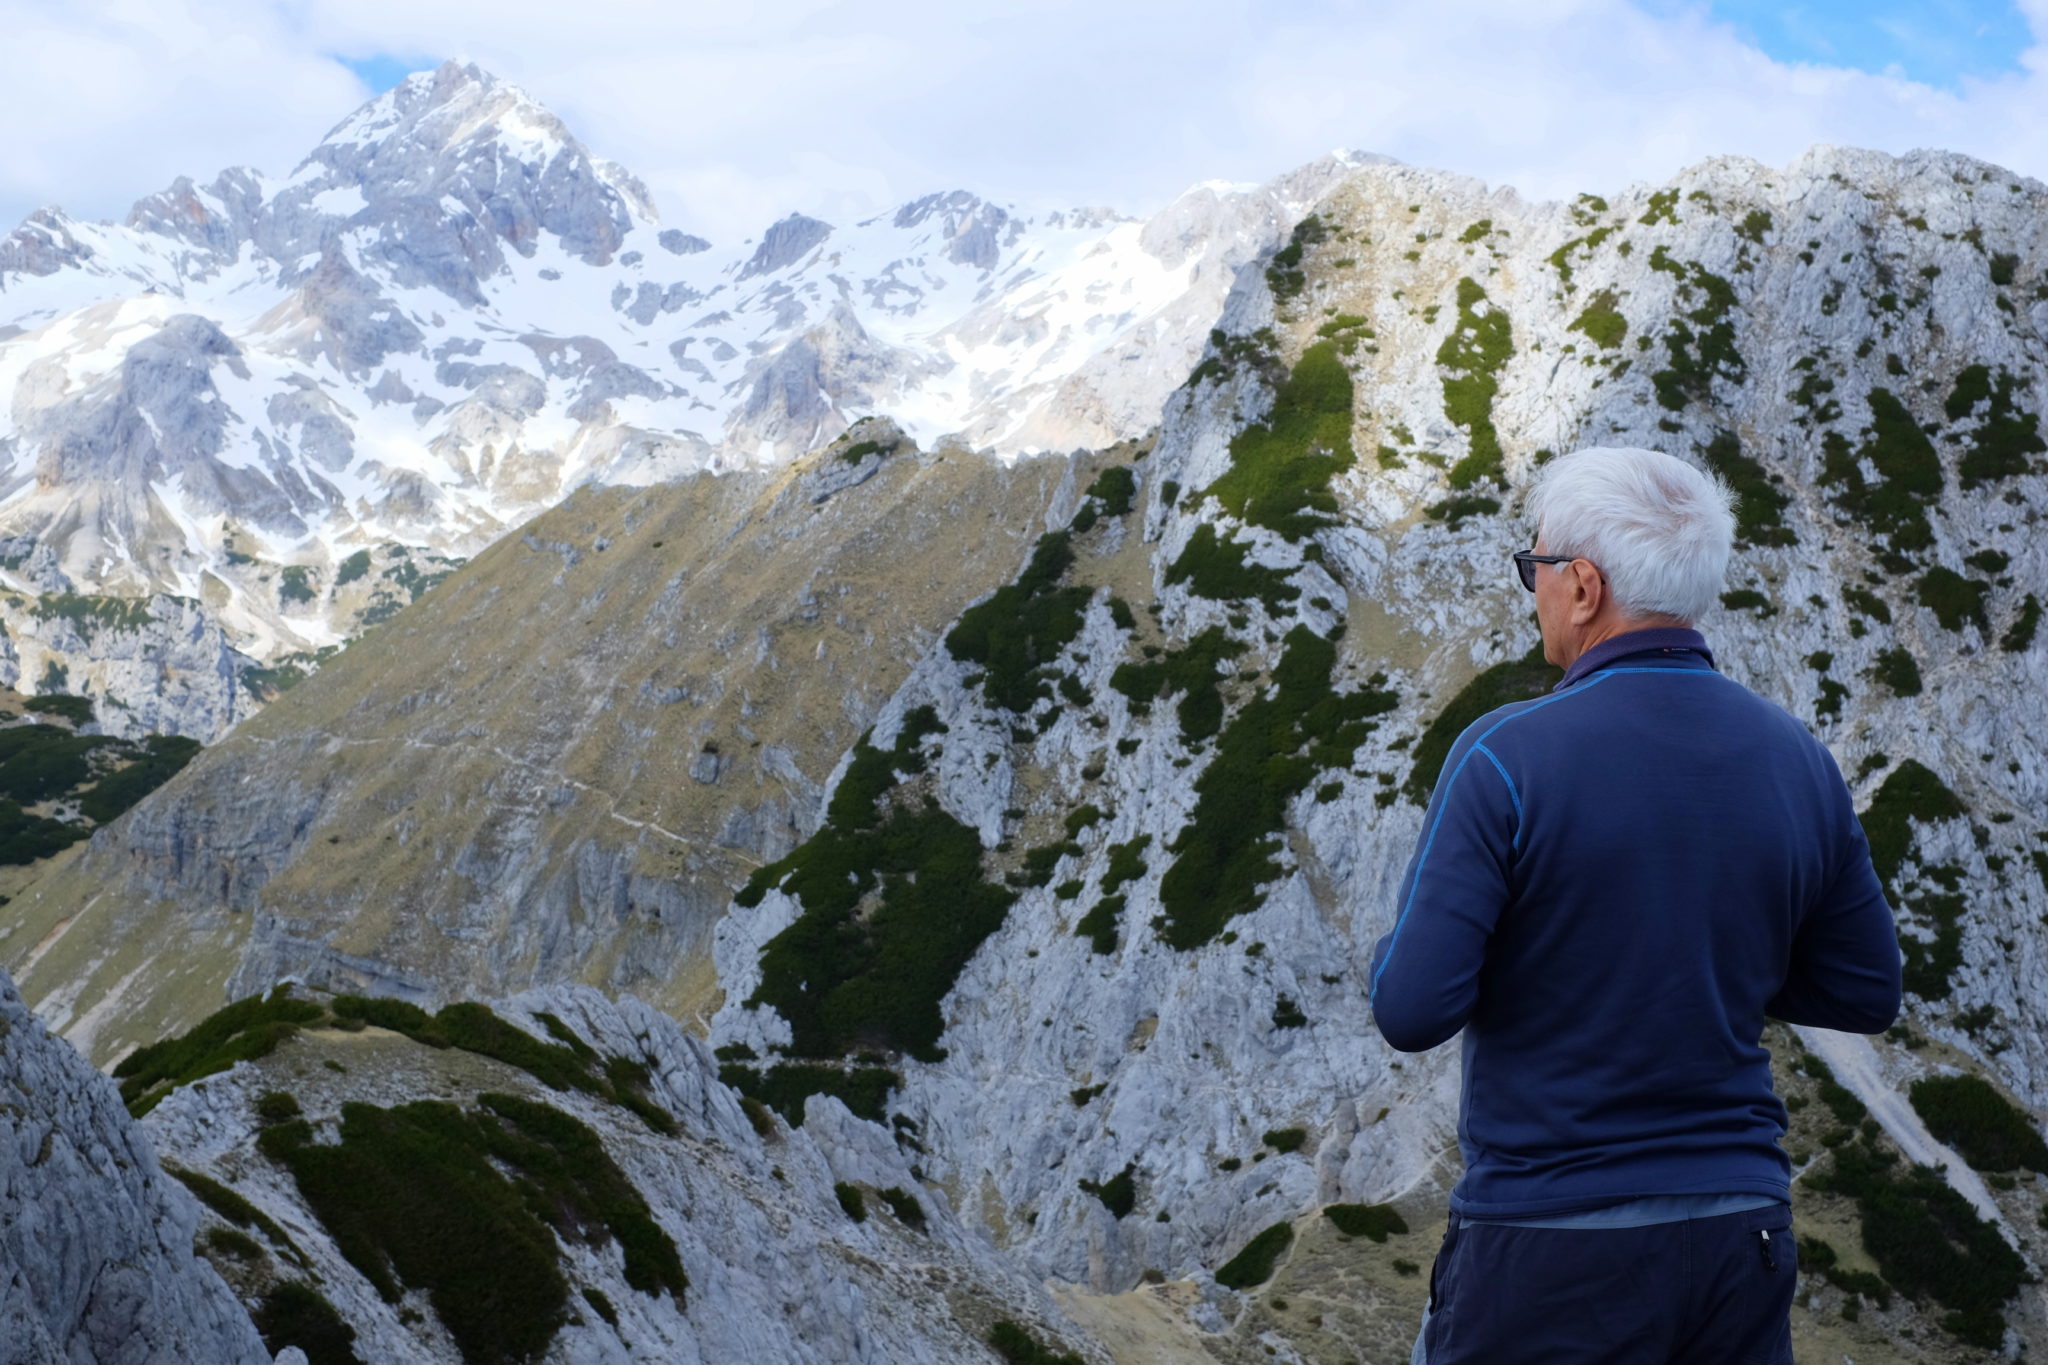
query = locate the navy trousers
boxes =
[1416,1202,1797,1364]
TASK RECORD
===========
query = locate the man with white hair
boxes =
[1370,446,1902,1364]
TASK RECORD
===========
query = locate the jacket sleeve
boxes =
[1763,778,1905,1033]
[1368,726,1520,1052]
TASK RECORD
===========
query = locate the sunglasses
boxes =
[1513,550,1611,592]
[1513,550,1575,592]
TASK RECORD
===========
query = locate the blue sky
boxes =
[3,0,2046,247]
[1697,0,2031,87]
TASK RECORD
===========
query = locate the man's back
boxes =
[1368,645,1902,1218]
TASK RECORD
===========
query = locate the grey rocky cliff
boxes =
[141,985,1101,1363]
[0,964,272,1365]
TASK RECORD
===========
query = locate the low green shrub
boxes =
[879,1186,926,1231]
[1215,1221,1294,1290]
[253,1281,361,1365]
[1111,626,1246,741]
[1202,342,1356,540]
[1164,525,1300,611]
[1323,1203,1408,1241]
[946,534,1093,714]
[1263,1127,1307,1153]
[1907,1074,2048,1173]
[1156,629,1396,947]
[1075,895,1125,955]
[114,987,327,1116]
[835,1182,869,1221]
[987,1319,1085,1365]
[1080,1163,1137,1219]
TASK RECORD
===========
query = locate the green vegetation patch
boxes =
[1797,1235,1893,1310]
[719,1062,898,1125]
[1423,494,1500,530]
[1074,895,1125,955]
[0,798,90,865]
[334,549,372,586]
[262,1092,683,1365]
[114,986,326,1116]
[278,566,316,606]
[1944,365,2045,489]
[736,706,1015,1062]
[23,693,93,724]
[1647,250,1744,412]
[1818,390,1943,558]
[1907,1074,2048,1173]
[1567,289,1627,349]
[78,733,200,823]
[988,1320,1085,1365]
[1156,628,1397,949]
[946,533,1093,713]
[1084,465,1137,517]
[1079,1162,1137,1219]
[1215,1221,1294,1290]
[1859,759,1963,890]
[1323,1203,1409,1241]
[0,723,113,804]
[1545,225,1617,287]
[1266,214,1328,305]
[1405,644,1558,805]
[1165,524,1301,612]
[1698,430,1794,547]
[1101,834,1151,894]
[2002,594,2040,653]
[330,997,675,1135]
[1915,567,1989,632]
[1202,342,1356,539]
[1869,646,1921,697]
[1809,1134,2023,1349]
[253,1281,361,1365]
[1110,626,1246,741]
[30,593,154,633]
[165,1164,305,1263]
[1435,278,1515,489]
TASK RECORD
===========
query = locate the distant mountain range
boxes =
[0,60,1359,738]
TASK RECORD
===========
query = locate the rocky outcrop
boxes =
[0,965,271,1365]
[143,985,1100,1363]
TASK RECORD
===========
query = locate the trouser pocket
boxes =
[1428,1218,1460,1312]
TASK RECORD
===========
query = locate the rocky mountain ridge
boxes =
[0,60,1359,738]
[8,134,2048,1359]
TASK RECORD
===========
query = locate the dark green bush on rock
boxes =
[1908,1074,2048,1173]
[262,1093,683,1365]
[988,1320,1085,1365]
[1810,1135,2022,1349]
[946,533,1093,714]
[1156,628,1397,948]
[1164,525,1300,612]
[1203,341,1356,539]
[1110,626,1246,741]
[1215,1221,1294,1290]
[1858,759,1964,891]
[253,1281,361,1365]
[114,986,327,1116]
[1324,1203,1409,1241]
[1079,1163,1137,1218]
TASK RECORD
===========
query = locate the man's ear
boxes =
[1569,558,1605,625]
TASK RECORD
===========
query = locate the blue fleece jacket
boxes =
[1367,629,1902,1218]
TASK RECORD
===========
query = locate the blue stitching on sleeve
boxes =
[1369,673,1615,1005]
[1474,743,1524,849]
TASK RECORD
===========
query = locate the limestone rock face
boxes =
[0,965,271,1365]
[141,985,1102,1363]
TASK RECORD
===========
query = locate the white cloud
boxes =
[2,0,2045,247]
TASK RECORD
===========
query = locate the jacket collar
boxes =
[1555,627,1716,691]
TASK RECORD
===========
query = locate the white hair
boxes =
[1526,446,1737,623]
